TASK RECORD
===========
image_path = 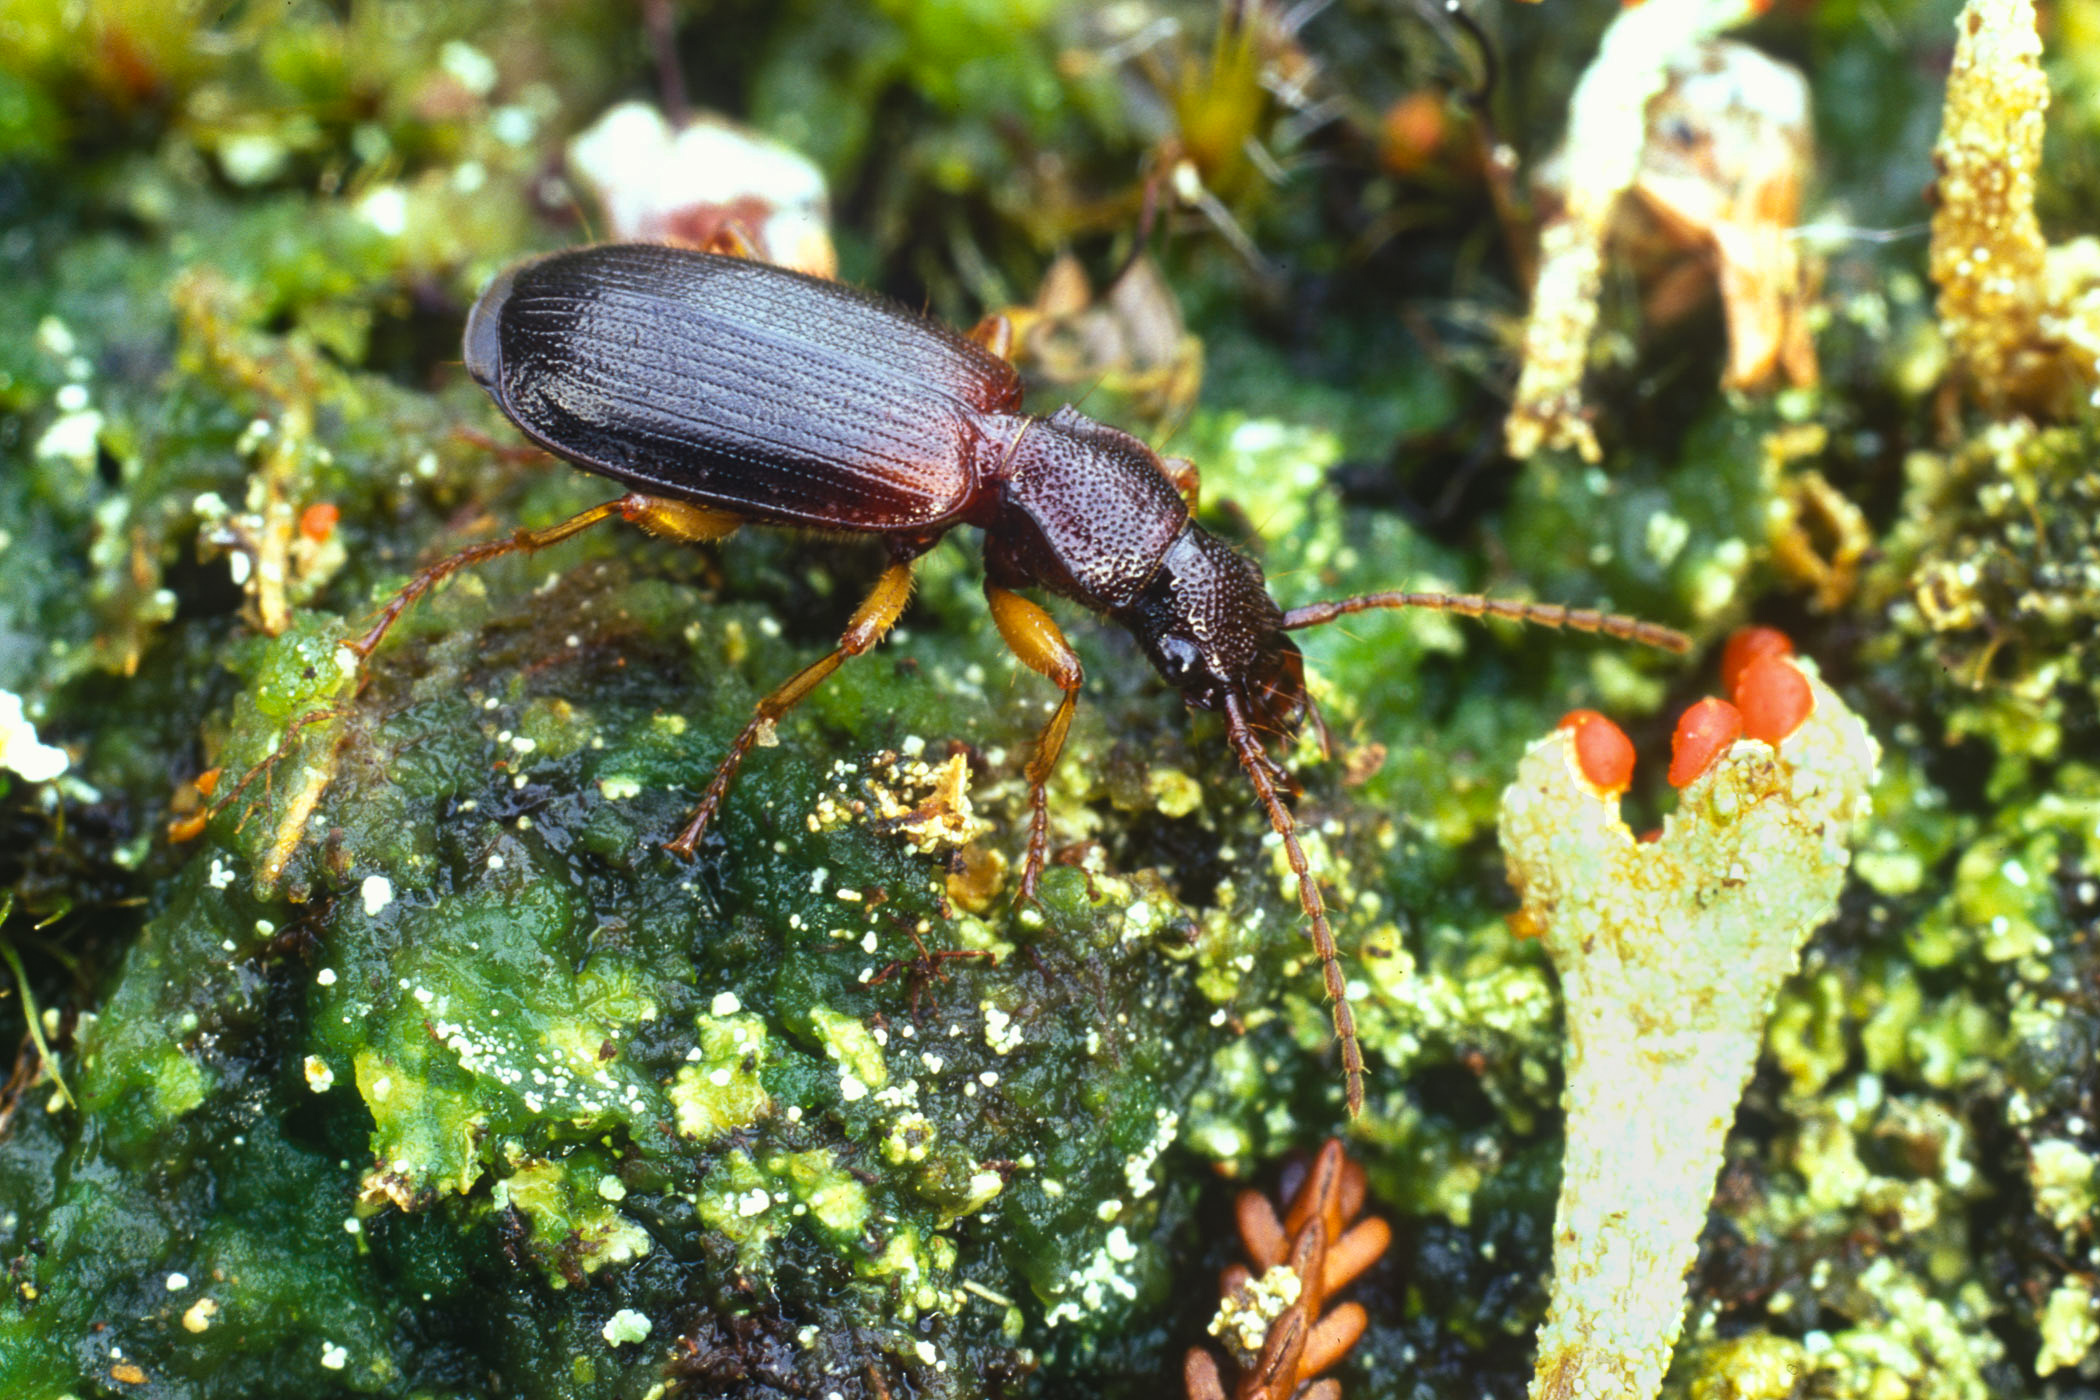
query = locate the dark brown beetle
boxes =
[352,242,1687,1114]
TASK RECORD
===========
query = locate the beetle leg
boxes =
[966,313,1014,362]
[983,584,1084,904]
[345,493,741,659]
[627,497,744,544]
[1159,454,1200,510]
[665,560,916,859]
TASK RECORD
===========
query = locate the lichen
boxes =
[1928,0,2100,415]
[1500,654,1878,1400]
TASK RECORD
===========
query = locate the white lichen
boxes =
[1505,0,1768,460]
[0,690,68,782]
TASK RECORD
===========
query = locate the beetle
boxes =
[350,242,1688,1114]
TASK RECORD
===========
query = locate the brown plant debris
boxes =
[1629,40,1818,393]
[1184,1139,1391,1400]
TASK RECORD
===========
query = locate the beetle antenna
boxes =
[1223,691,1365,1117]
[1280,591,1690,653]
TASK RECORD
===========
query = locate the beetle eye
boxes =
[1158,635,1202,678]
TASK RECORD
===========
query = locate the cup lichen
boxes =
[1500,652,1879,1399]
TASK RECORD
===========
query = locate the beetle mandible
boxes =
[350,242,1689,1115]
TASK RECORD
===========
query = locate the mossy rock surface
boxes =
[3,3,2095,1399]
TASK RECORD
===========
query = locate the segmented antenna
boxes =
[1281,591,1692,653]
[1223,691,1366,1117]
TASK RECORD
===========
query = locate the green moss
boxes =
[667,1012,773,1142]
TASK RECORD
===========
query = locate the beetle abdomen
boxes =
[468,245,1023,530]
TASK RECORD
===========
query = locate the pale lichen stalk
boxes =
[1929,0,2100,414]
[1500,656,1879,1400]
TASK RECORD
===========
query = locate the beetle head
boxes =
[1120,527,1306,736]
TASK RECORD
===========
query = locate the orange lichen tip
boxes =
[1668,697,1743,788]
[1719,625,1793,695]
[1735,652,1813,744]
[300,501,340,543]
[1558,709,1635,795]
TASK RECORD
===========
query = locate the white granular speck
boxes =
[316,968,338,986]
[360,875,394,916]
[165,1272,189,1292]
[358,186,406,236]
[711,991,741,1016]
[320,1342,348,1370]
[602,1308,651,1346]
